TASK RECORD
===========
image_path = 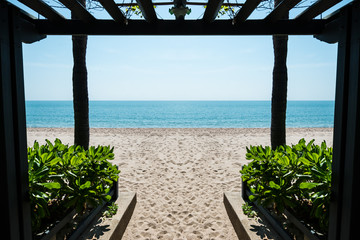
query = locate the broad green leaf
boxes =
[70,156,78,165]
[299,157,312,166]
[269,181,281,189]
[80,181,91,190]
[49,157,61,166]
[299,182,321,189]
[39,182,61,189]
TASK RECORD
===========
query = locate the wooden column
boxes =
[329,2,360,240]
[0,3,32,240]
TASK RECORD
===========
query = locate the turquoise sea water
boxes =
[25,101,335,128]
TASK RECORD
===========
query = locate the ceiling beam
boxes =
[233,0,262,24]
[265,0,302,22]
[116,2,243,6]
[57,0,95,22]
[295,0,341,21]
[97,0,127,24]
[136,0,157,23]
[203,0,224,23]
[18,0,65,21]
[34,19,327,36]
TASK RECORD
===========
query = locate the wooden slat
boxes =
[265,0,302,22]
[136,0,157,23]
[203,0,224,23]
[18,0,65,21]
[295,0,342,21]
[233,0,262,24]
[58,0,95,22]
[97,0,126,24]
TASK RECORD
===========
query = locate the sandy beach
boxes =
[27,128,333,239]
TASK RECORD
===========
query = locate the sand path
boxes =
[27,128,333,239]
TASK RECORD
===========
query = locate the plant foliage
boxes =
[103,202,119,218]
[242,202,257,218]
[240,139,332,235]
[28,139,120,234]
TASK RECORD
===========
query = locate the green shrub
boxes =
[240,139,332,234]
[28,139,120,234]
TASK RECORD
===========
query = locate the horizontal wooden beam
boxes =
[203,0,224,23]
[295,0,341,21]
[97,0,127,24]
[265,0,302,22]
[57,0,95,22]
[116,2,243,6]
[136,0,157,23]
[233,0,262,24]
[18,0,65,21]
[34,19,327,35]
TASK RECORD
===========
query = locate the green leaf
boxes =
[70,156,79,165]
[89,146,95,158]
[39,182,61,189]
[49,157,61,166]
[269,181,281,189]
[299,182,320,189]
[299,157,312,166]
[33,141,39,151]
[80,181,91,190]
[249,195,256,202]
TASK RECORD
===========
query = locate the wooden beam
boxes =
[136,0,157,23]
[116,2,243,6]
[233,0,262,24]
[265,0,302,22]
[97,0,127,24]
[34,19,327,35]
[58,0,95,22]
[295,0,341,21]
[18,0,65,21]
[203,0,224,23]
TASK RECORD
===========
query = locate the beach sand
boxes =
[27,128,333,239]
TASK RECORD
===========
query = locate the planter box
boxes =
[224,192,284,240]
[241,179,322,240]
[85,191,137,240]
[37,180,120,240]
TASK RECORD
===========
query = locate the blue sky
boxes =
[16,0,351,101]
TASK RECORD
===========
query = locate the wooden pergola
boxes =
[1,0,359,239]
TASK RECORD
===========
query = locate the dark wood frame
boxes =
[1,3,34,239]
[327,2,360,239]
[1,1,359,239]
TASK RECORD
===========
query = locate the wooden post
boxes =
[329,2,360,240]
[0,3,34,239]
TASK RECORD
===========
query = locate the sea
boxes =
[25,101,335,128]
